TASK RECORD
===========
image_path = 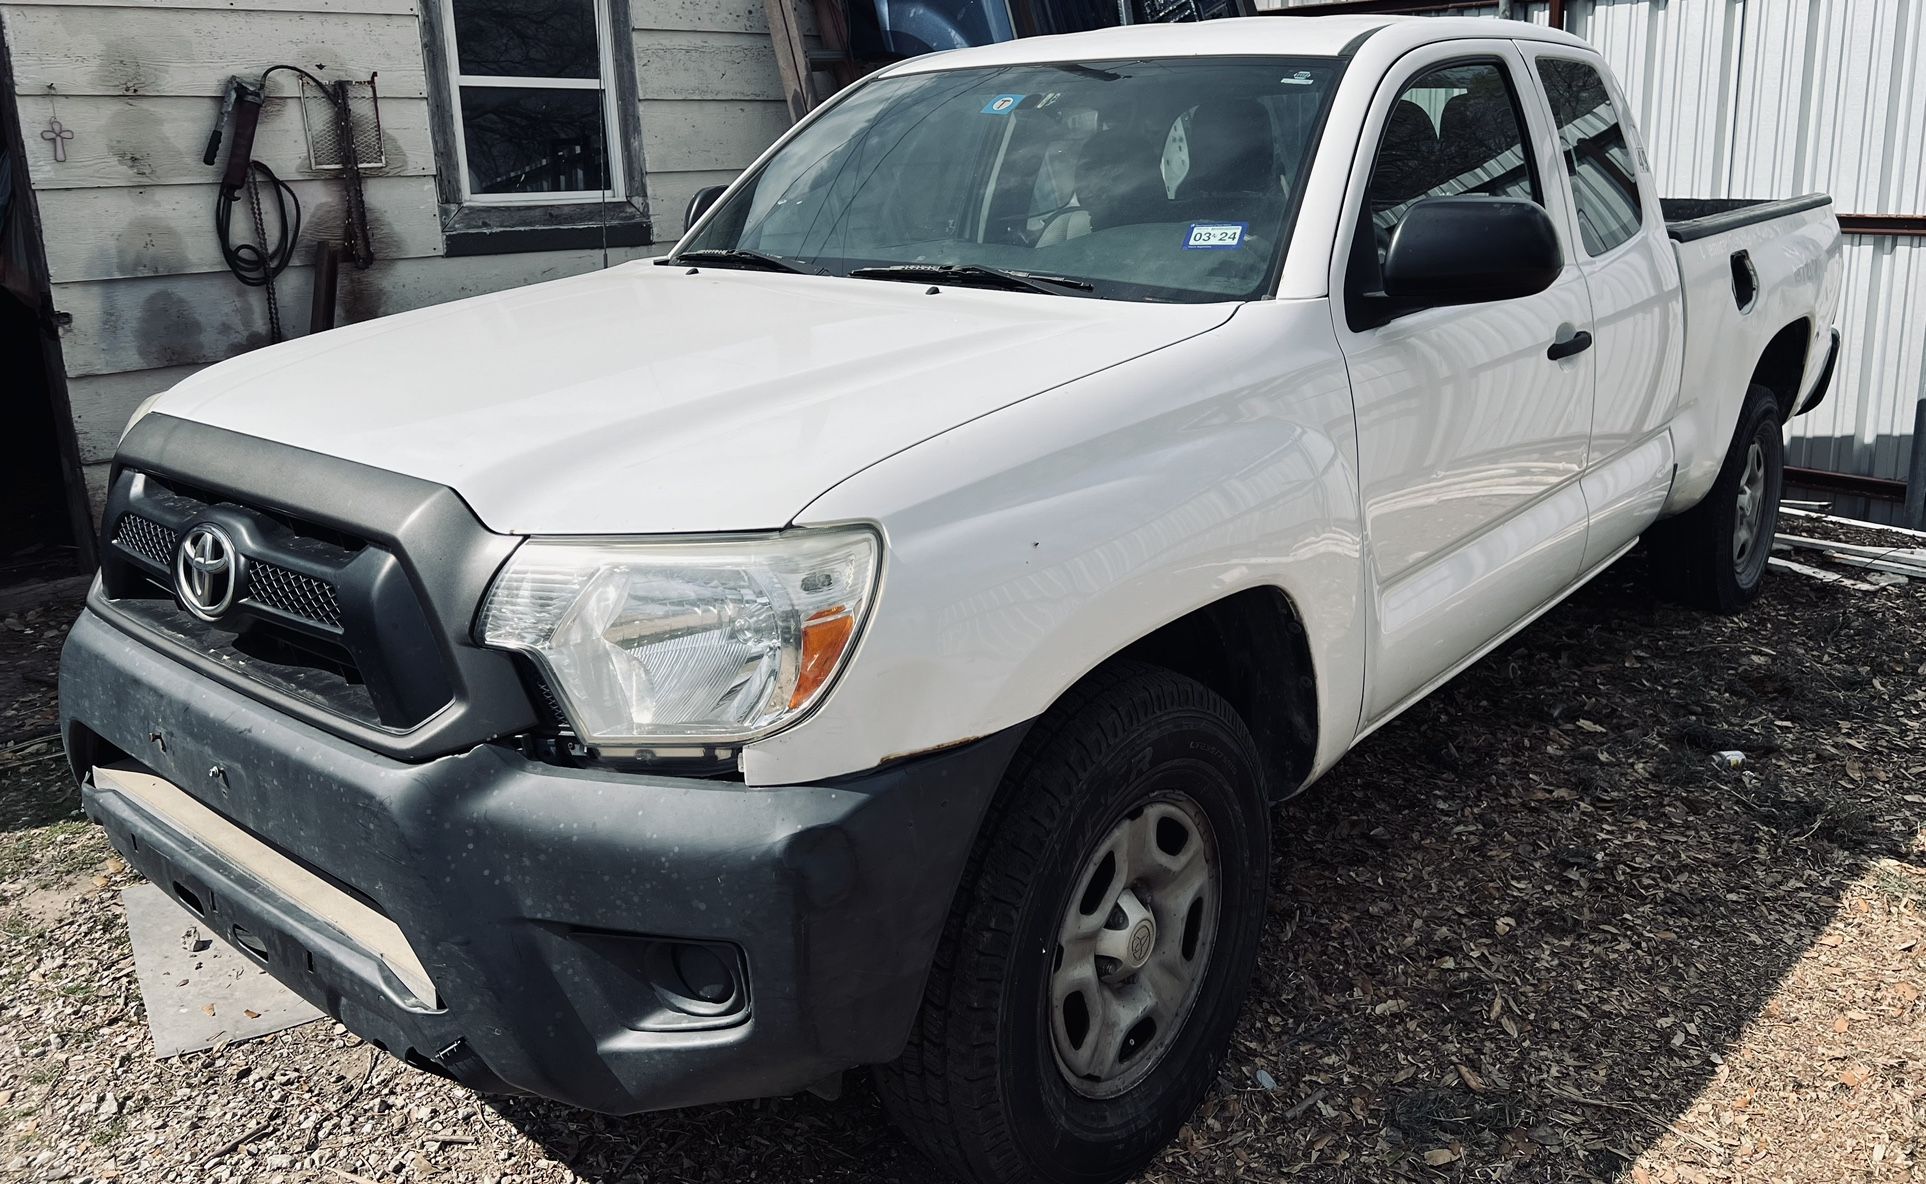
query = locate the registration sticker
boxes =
[981,94,1025,115]
[1184,222,1247,250]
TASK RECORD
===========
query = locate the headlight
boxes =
[477,529,880,747]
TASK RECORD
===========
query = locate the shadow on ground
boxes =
[491,545,1925,1181]
[0,585,83,837]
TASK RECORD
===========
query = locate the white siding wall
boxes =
[2,0,797,509]
[1274,0,1924,522]
[1572,0,1925,521]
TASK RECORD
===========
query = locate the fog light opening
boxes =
[641,939,748,1023]
[173,882,205,917]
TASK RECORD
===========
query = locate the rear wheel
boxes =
[876,662,1270,1184]
[1647,383,1784,614]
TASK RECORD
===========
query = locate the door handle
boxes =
[1547,330,1593,361]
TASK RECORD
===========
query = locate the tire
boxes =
[1647,383,1785,614]
[876,662,1270,1184]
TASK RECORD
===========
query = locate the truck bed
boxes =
[1662,195,1834,242]
[1660,192,1840,515]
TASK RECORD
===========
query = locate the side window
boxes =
[1365,61,1542,244]
[1537,58,1644,255]
[1348,59,1543,322]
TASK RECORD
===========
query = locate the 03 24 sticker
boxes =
[1184,222,1247,250]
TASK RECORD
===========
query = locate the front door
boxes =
[1331,42,1596,721]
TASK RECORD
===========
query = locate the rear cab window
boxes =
[1535,56,1645,256]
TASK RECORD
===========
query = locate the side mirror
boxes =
[685,184,728,231]
[1381,196,1563,306]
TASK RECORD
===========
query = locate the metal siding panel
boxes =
[1787,236,1924,487]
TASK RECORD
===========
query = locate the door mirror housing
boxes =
[1381,196,1563,306]
[684,184,728,231]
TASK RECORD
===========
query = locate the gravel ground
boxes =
[1,525,1922,1184]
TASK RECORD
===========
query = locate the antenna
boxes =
[599,3,610,271]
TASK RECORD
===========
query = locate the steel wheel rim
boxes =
[1734,439,1768,572]
[1048,791,1219,1100]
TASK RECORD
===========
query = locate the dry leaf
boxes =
[1818,933,1843,947]
[1839,1067,1867,1089]
[243,1009,261,1020]
[201,1004,216,1017]
[1456,1064,1486,1093]
[1423,1147,1462,1166]
[1833,1016,1850,1033]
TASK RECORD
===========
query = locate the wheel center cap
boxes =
[1126,918,1156,968]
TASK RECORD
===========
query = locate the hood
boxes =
[155,262,1235,534]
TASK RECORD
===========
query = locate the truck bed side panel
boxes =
[1663,202,1843,514]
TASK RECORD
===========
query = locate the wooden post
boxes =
[764,0,817,124]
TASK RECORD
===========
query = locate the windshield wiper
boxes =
[664,248,822,275]
[848,263,1094,295]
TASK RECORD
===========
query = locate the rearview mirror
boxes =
[685,184,728,230]
[1381,196,1562,306]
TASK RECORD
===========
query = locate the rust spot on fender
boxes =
[879,734,985,766]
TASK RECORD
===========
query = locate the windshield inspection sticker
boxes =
[1185,222,1247,250]
[981,94,1025,114]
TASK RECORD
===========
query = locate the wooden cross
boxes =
[41,118,74,162]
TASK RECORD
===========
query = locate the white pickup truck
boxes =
[61,14,1841,1184]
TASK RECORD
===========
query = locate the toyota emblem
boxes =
[174,523,244,621]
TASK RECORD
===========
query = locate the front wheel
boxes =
[876,663,1270,1184]
[1647,383,1785,614]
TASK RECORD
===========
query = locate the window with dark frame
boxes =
[442,0,619,202]
[423,0,651,255]
[1346,57,1544,327]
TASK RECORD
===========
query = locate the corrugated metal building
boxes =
[1271,0,1925,525]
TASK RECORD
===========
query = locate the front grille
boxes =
[248,562,344,629]
[99,469,456,732]
[114,514,178,570]
[530,674,570,729]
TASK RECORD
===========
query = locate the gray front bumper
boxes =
[61,607,1021,1113]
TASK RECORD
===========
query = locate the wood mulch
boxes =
[0,524,1921,1183]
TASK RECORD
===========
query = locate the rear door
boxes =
[1526,49,1684,570]
[1330,40,1596,722]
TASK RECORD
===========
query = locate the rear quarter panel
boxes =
[1664,205,1843,512]
[739,299,1367,788]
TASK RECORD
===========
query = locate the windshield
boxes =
[682,57,1342,303]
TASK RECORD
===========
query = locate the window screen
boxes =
[1537,58,1643,256]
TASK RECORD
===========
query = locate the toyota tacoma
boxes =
[61,15,1841,1184]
